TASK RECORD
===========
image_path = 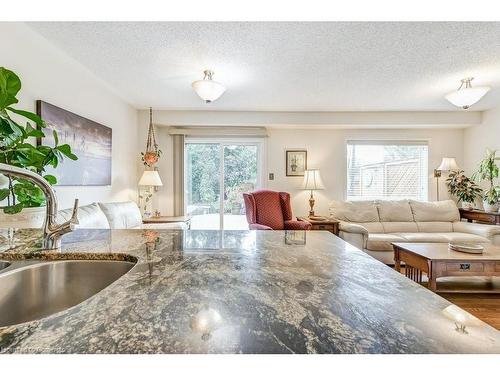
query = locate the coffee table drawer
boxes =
[446,262,484,273]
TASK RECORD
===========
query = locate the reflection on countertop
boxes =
[0,228,499,354]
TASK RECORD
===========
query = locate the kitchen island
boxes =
[0,228,499,354]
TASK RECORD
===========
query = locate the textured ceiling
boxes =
[27,22,500,111]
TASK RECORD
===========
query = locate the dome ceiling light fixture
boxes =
[192,70,226,103]
[444,77,491,110]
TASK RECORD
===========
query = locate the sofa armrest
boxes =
[453,221,500,241]
[285,220,312,230]
[338,221,369,249]
[249,223,273,230]
[338,221,369,235]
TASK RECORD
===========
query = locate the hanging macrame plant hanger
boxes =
[142,107,161,167]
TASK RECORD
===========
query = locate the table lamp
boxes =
[434,157,459,201]
[138,170,163,218]
[302,169,325,218]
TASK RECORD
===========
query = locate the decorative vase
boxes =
[483,201,500,213]
[461,201,474,210]
[0,206,46,229]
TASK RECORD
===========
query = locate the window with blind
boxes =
[346,141,429,201]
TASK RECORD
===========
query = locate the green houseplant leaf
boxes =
[0,67,21,109]
[0,66,78,214]
[473,149,500,207]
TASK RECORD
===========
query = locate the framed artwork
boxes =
[286,150,307,176]
[36,100,112,186]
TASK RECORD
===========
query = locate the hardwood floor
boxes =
[439,293,500,330]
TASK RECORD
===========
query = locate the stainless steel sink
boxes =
[0,260,135,327]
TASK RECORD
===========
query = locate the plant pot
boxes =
[0,206,46,229]
[461,201,475,210]
[483,201,500,213]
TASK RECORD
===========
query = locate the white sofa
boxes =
[329,199,500,264]
[57,201,186,230]
[16,201,187,230]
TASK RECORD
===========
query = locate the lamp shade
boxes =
[192,70,226,103]
[445,78,490,110]
[301,169,325,190]
[138,170,163,186]
[445,87,490,109]
[192,80,226,103]
[437,157,459,171]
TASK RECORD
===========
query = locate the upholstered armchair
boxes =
[242,190,312,230]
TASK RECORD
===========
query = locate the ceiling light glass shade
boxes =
[445,78,490,109]
[437,157,459,171]
[192,70,226,103]
[301,169,325,190]
[138,170,163,186]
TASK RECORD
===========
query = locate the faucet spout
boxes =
[0,163,79,249]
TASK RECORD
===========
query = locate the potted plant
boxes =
[0,67,77,225]
[472,149,500,212]
[446,170,482,210]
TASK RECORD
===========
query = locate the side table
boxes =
[297,216,339,235]
[142,215,192,229]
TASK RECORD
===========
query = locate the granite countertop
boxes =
[0,228,499,354]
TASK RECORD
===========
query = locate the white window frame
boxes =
[344,139,429,201]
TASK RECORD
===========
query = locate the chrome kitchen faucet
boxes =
[0,163,79,249]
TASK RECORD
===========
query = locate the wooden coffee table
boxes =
[393,242,500,293]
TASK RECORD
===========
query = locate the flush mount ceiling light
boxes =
[192,70,226,103]
[445,77,490,110]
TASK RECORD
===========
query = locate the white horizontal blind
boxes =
[346,141,428,201]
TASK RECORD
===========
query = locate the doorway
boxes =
[185,140,264,229]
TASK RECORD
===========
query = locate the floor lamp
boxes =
[434,157,459,201]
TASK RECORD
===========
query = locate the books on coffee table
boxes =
[448,242,484,254]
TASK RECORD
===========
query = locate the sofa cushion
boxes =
[377,200,413,222]
[58,203,110,229]
[350,221,384,233]
[381,221,418,233]
[442,232,489,243]
[396,232,449,242]
[366,233,407,251]
[98,201,143,229]
[416,221,453,233]
[329,200,379,223]
[409,200,459,222]
[394,232,488,243]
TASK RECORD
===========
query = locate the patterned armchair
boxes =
[242,190,312,230]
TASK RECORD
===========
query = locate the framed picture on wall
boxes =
[36,100,112,186]
[286,150,307,176]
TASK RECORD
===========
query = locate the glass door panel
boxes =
[185,143,221,229]
[223,144,258,229]
[185,141,261,230]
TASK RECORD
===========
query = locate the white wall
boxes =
[1,23,139,209]
[266,128,464,216]
[464,106,500,175]
[463,105,500,208]
[142,107,465,217]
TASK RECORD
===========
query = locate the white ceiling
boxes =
[27,22,500,111]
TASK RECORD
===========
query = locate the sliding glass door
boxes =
[185,140,262,230]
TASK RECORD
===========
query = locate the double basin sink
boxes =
[0,259,135,328]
